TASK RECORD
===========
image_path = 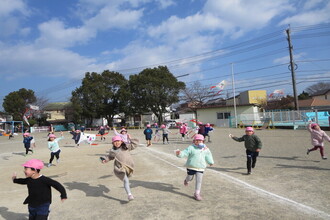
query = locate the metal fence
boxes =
[233,110,330,129]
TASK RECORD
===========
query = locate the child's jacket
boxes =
[232,134,262,152]
[177,144,214,170]
[307,124,330,146]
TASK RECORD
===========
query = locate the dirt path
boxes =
[0,128,329,219]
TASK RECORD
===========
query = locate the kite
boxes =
[78,133,97,145]
[269,89,284,98]
[210,80,227,94]
[23,105,40,126]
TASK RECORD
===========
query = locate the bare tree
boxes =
[305,82,330,95]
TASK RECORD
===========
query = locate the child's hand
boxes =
[61,198,67,202]
[175,149,180,156]
[256,149,261,152]
[229,134,233,138]
[12,172,17,180]
[209,164,214,167]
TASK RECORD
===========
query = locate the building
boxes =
[310,89,330,100]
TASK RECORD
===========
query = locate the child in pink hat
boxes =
[23,132,34,156]
[307,122,330,160]
[143,124,153,146]
[229,127,262,175]
[175,134,214,201]
[12,159,67,219]
[47,132,64,167]
[100,136,138,201]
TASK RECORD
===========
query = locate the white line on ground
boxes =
[142,146,330,219]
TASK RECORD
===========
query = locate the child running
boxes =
[307,122,330,160]
[100,135,137,201]
[47,132,64,167]
[229,127,262,175]
[23,133,34,156]
[69,129,81,147]
[143,124,153,147]
[12,159,67,219]
[160,124,171,144]
[113,127,131,144]
[175,134,214,201]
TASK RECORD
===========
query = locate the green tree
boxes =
[129,66,185,124]
[2,88,37,121]
[71,71,129,126]
[298,91,310,100]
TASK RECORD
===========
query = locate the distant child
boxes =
[23,133,34,156]
[229,127,262,175]
[9,131,14,140]
[175,134,214,201]
[69,129,81,147]
[47,132,64,167]
[179,123,188,141]
[98,126,106,141]
[100,136,137,201]
[307,123,330,160]
[160,124,171,144]
[12,159,67,219]
[113,127,131,144]
[144,124,153,147]
[153,123,161,142]
[203,123,214,142]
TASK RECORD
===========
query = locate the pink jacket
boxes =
[179,125,187,134]
[307,124,330,146]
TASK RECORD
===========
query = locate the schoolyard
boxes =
[0,127,329,220]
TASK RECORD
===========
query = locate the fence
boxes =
[234,110,330,129]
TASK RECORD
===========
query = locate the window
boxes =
[217,112,231,119]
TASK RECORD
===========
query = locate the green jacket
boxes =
[177,145,214,169]
[232,134,262,152]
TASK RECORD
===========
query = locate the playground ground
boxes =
[0,128,330,220]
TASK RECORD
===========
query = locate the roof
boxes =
[311,89,330,96]
[44,102,70,111]
[298,98,330,107]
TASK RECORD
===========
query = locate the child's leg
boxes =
[246,150,252,174]
[28,203,50,220]
[319,146,325,157]
[165,134,169,143]
[123,174,132,195]
[162,134,165,143]
[252,152,259,168]
[25,148,29,155]
[195,172,204,195]
[308,146,319,152]
[49,153,55,164]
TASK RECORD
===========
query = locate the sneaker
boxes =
[194,193,202,201]
[322,157,327,160]
[31,150,34,154]
[184,180,188,186]
[128,195,134,201]
[307,149,310,155]
[56,159,60,164]
[247,171,252,175]
[47,163,52,167]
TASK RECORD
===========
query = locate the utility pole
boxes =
[286,27,299,110]
[231,63,238,128]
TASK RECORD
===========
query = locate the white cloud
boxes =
[157,0,175,9]
[0,44,101,79]
[0,0,28,17]
[279,1,330,26]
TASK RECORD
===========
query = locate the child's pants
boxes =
[185,169,204,194]
[309,145,324,157]
[28,203,50,220]
[49,150,61,163]
[246,150,259,173]
[163,134,168,143]
[25,147,33,154]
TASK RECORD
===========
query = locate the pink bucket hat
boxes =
[49,134,56,138]
[120,128,127,133]
[205,123,210,127]
[194,134,205,141]
[311,123,319,128]
[146,124,151,128]
[22,159,44,170]
[112,135,123,142]
[245,127,254,132]
[23,133,30,136]
[161,124,166,128]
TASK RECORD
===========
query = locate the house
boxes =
[310,89,330,100]
[196,90,266,128]
[43,102,69,124]
[298,98,330,111]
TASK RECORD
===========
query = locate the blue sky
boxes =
[0,0,330,110]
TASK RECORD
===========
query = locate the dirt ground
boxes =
[0,127,330,220]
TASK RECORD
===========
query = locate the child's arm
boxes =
[12,173,28,184]
[46,177,67,201]
[229,134,244,142]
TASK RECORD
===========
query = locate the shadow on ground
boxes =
[63,181,128,204]
[0,207,28,220]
